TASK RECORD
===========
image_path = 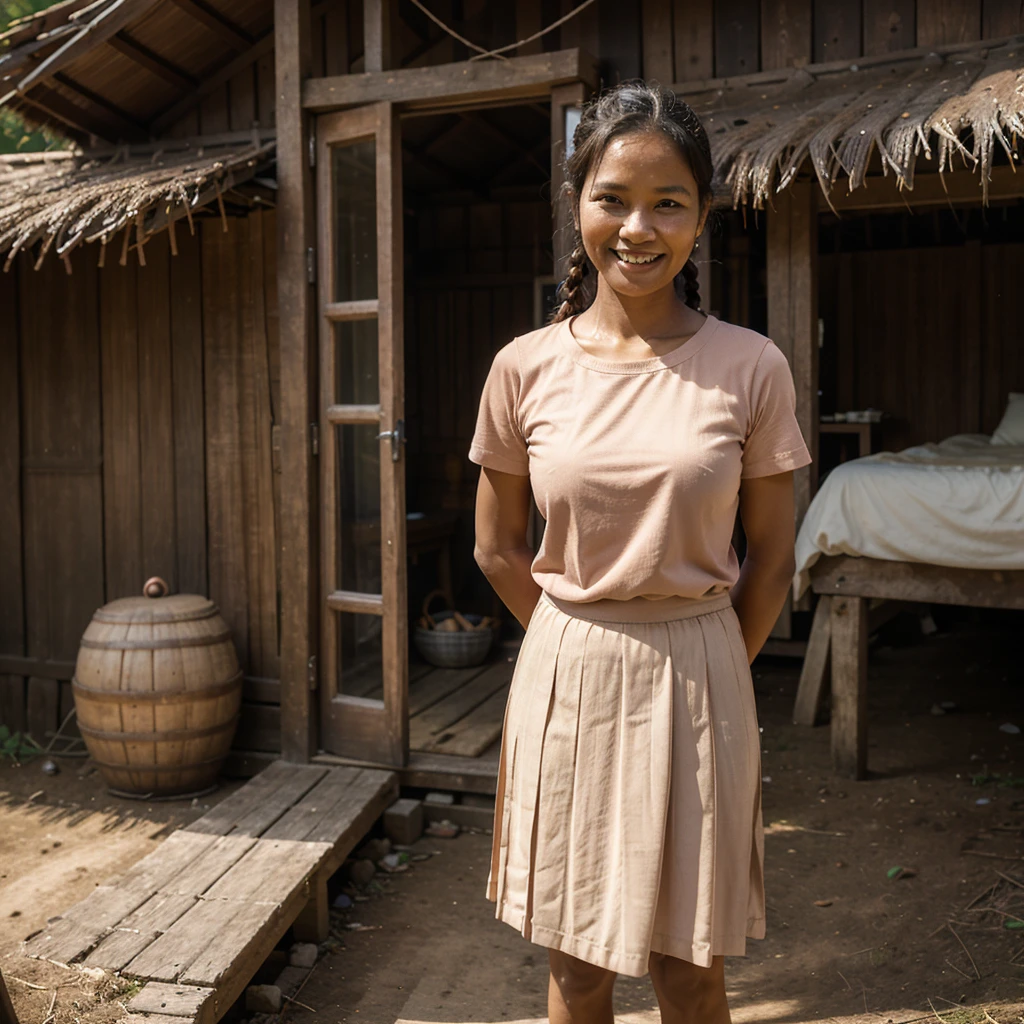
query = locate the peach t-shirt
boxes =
[469,314,811,604]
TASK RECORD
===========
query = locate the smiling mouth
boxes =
[613,250,663,265]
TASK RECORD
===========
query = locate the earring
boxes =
[694,240,701,251]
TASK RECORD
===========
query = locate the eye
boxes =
[656,199,682,208]
[595,194,621,204]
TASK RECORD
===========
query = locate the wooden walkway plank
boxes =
[185,763,328,837]
[409,661,514,750]
[84,894,196,971]
[260,766,364,841]
[127,981,213,1021]
[425,682,510,757]
[179,893,303,990]
[159,836,258,896]
[304,770,398,850]
[407,664,491,716]
[203,839,329,905]
[124,899,244,984]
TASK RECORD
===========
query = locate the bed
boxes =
[790,418,1024,779]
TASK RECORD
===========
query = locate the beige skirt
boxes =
[486,590,766,977]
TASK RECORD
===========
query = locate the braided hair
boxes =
[551,81,714,323]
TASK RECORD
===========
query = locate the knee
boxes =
[649,953,723,1006]
[549,949,616,1004]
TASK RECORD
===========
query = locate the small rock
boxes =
[347,859,376,886]
[356,837,391,862]
[289,942,318,968]
[378,852,409,873]
[425,791,455,806]
[999,723,1020,735]
[761,775,772,784]
[410,853,431,863]
[976,797,991,806]
[332,893,353,909]
[426,819,459,839]
[40,760,59,776]
[930,704,945,716]
[813,899,833,907]
[246,985,282,1013]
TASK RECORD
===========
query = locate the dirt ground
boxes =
[2,607,1022,1024]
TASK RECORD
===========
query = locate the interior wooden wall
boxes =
[820,241,1024,452]
[0,211,283,760]
[405,197,552,613]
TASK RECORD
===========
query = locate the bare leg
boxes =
[649,952,731,1024]
[547,949,617,1024]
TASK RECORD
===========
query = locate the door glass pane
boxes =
[334,319,379,405]
[332,140,377,302]
[334,423,382,697]
[338,612,384,703]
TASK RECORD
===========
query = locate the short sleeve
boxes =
[468,341,530,476]
[741,342,812,479]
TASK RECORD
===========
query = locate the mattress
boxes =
[794,434,1024,598]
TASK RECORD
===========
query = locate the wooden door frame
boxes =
[316,101,408,766]
[274,0,597,763]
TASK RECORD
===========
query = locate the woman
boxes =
[469,82,810,1024]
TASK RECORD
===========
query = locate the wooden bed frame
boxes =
[792,556,1024,779]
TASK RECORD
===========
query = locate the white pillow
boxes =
[992,393,1024,445]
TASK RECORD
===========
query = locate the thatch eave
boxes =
[676,34,1024,210]
[0,138,276,271]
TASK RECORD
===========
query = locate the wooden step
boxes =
[22,762,398,1024]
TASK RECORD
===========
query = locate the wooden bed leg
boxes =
[0,969,19,1024]
[793,595,831,725]
[830,596,868,779]
[293,871,329,942]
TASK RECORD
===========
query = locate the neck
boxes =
[583,277,695,343]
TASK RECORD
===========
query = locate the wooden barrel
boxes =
[72,579,242,797]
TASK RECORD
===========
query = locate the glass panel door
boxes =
[317,102,407,765]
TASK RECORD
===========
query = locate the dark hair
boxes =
[551,81,714,323]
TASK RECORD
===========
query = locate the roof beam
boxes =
[52,72,147,140]
[149,0,332,136]
[107,32,197,92]
[21,82,127,142]
[303,48,598,112]
[167,0,252,52]
[820,165,1024,212]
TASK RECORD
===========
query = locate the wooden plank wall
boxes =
[0,212,283,758]
[406,197,551,613]
[820,242,1024,451]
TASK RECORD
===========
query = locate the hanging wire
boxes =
[406,0,598,63]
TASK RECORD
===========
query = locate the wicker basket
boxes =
[414,591,495,669]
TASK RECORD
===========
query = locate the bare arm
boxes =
[730,471,797,664]
[473,466,543,630]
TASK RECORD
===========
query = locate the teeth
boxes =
[617,251,659,264]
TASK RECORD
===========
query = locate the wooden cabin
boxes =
[1,0,1022,791]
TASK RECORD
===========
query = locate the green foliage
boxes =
[0,724,43,760]
[1,0,73,152]
[970,771,1024,789]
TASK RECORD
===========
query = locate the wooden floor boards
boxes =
[22,762,398,1024]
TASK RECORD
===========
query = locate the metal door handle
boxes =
[377,419,405,462]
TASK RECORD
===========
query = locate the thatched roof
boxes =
[0,139,275,269]
[680,36,1024,209]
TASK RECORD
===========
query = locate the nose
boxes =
[619,206,655,243]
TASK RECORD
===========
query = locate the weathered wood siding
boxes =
[0,211,282,756]
[820,239,1024,451]
[406,197,552,612]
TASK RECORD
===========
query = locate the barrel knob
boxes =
[143,576,169,599]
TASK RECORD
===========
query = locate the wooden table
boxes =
[819,421,875,460]
[793,556,1024,779]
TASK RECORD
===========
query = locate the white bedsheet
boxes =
[794,434,1024,598]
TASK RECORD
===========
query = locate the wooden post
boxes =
[275,0,317,762]
[364,0,397,73]
[293,871,330,942]
[766,178,819,631]
[0,969,19,1024]
[792,594,831,725]
[551,81,587,281]
[830,595,868,779]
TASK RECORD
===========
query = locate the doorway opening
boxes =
[399,101,553,764]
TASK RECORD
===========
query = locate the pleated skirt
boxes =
[486,590,766,977]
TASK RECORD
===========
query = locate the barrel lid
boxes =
[93,580,220,624]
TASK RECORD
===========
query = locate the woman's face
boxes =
[577,130,707,301]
